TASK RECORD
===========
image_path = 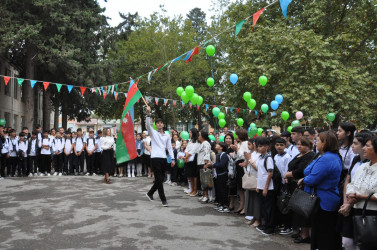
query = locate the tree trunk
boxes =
[54,101,59,129]
[24,46,35,130]
[61,103,67,130]
[33,87,39,128]
[43,89,51,130]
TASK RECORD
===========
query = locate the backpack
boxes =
[86,138,95,146]
[264,155,282,193]
[220,152,236,179]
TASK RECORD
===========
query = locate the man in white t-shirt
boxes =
[287,126,304,161]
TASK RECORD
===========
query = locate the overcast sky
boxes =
[99,0,221,27]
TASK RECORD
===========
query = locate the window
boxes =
[176,123,187,133]
[13,78,18,99]
[4,112,10,127]
[13,115,18,131]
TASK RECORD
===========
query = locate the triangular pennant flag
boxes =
[183,50,193,61]
[243,109,246,114]
[115,92,118,101]
[67,85,73,93]
[106,86,110,94]
[154,65,163,74]
[280,0,292,18]
[190,102,193,109]
[124,93,127,98]
[155,97,159,105]
[164,99,168,106]
[157,62,169,73]
[213,105,216,108]
[148,71,153,84]
[171,55,183,63]
[186,46,200,62]
[115,84,118,91]
[103,91,107,99]
[225,107,228,113]
[255,110,258,116]
[252,8,265,30]
[3,76,10,86]
[110,85,114,93]
[230,107,233,113]
[197,105,200,111]
[173,100,176,106]
[206,104,209,111]
[145,96,149,104]
[237,108,240,114]
[80,87,86,96]
[17,78,24,87]
[43,82,49,91]
[30,80,37,88]
[56,84,62,92]
[182,101,185,108]
[235,20,246,37]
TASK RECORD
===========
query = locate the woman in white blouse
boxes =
[197,130,212,203]
[184,128,201,196]
[101,128,115,184]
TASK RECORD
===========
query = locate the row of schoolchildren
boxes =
[171,124,377,250]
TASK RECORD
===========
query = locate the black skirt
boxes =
[235,160,245,190]
[101,149,115,175]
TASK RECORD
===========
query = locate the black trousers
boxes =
[18,157,28,176]
[94,152,101,174]
[311,207,342,250]
[258,190,276,231]
[148,158,167,202]
[9,157,18,176]
[0,153,8,176]
[53,153,63,173]
[40,154,51,173]
[74,153,84,173]
[215,174,229,207]
[64,154,73,173]
[86,153,95,174]
[171,163,178,182]
[28,156,38,174]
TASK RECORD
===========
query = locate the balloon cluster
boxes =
[176,85,203,106]
[212,107,226,128]
[247,123,263,137]
[206,45,216,87]
[243,92,256,110]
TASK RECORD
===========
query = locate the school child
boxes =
[1,126,10,178]
[85,130,97,176]
[17,132,28,177]
[94,130,102,175]
[73,128,85,176]
[169,140,179,186]
[135,133,145,177]
[63,132,74,175]
[39,130,52,176]
[52,131,65,176]
[27,131,39,176]
[7,129,19,177]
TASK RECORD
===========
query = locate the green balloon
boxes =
[287,126,293,133]
[153,122,157,130]
[261,104,269,113]
[219,135,225,142]
[181,91,190,104]
[207,77,214,87]
[218,112,225,120]
[328,113,336,122]
[219,119,226,128]
[281,111,289,121]
[257,128,264,136]
[209,135,216,141]
[291,120,300,127]
[259,75,268,86]
[180,131,189,140]
[177,159,185,168]
[185,85,194,98]
[0,119,5,126]
[237,118,244,127]
[190,93,199,105]
[247,99,256,110]
[212,107,220,117]
[248,127,258,137]
[165,131,170,135]
[176,87,184,96]
[197,96,203,106]
[206,45,215,56]
[233,132,237,139]
[250,123,256,128]
[243,92,252,102]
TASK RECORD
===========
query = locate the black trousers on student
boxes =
[86,153,95,174]
[170,163,178,182]
[40,154,51,174]
[64,154,73,174]
[28,156,38,174]
[9,157,18,176]
[74,153,84,173]
[94,152,102,174]
[215,174,229,207]
[0,153,8,177]
[258,190,276,232]
[148,158,167,202]
[53,153,63,173]
[18,157,28,176]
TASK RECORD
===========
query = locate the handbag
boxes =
[242,167,257,190]
[353,193,377,247]
[200,169,214,190]
[276,184,291,214]
[287,188,319,219]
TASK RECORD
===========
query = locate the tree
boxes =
[186,8,207,40]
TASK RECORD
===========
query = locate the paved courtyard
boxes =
[0,176,308,250]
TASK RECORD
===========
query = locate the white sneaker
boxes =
[0,176,4,180]
[201,197,209,203]
[53,172,58,176]
[127,173,131,178]
[198,196,204,201]
[39,173,45,176]
[34,173,38,176]
[59,173,62,176]
[184,189,191,194]
[167,180,172,185]
[119,174,123,177]
[164,180,169,184]
[85,173,90,176]
[171,182,178,186]
[132,173,135,178]
[93,173,97,176]
[47,173,51,176]
[28,173,33,177]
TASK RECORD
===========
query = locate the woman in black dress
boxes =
[101,128,115,184]
[225,133,236,210]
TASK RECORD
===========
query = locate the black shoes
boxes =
[145,193,154,201]
[162,201,168,207]
[294,236,311,244]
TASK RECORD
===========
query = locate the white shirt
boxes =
[246,151,260,175]
[287,144,300,160]
[39,138,52,155]
[346,162,377,210]
[257,154,274,190]
[186,141,200,162]
[146,116,174,160]
[74,137,84,152]
[18,140,28,158]
[95,137,102,153]
[236,141,249,161]
[85,137,96,152]
[350,160,364,181]
[52,137,65,154]
[274,152,292,183]
[37,132,42,142]
[175,140,181,151]
[144,136,151,155]
[340,146,356,170]
[29,139,38,156]
[197,141,211,165]
[1,137,9,154]
[101,136,115,150]
[64,138,73,154]
[8,137,19,157]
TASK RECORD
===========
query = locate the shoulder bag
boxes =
[287,187,319,219]
[353,193,377,247]
[242,167,257,190]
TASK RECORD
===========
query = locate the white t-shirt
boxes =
[18,140,28,158]
[29,139,38,156]
[74,137,84,152]
[64,138,73,154]
[340,146,356,170]
[257,154,274,190]
[85,137,96,152]
[287,144,300,160]
[40,138,52,155]
[52,138,65,154]
[186,141,200,162]
[8,137,19,157]
[236,141,250,161]
[95,137,102,153]
[144,136,151,155]
[274,152,292,183]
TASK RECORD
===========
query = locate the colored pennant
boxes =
[252,8,265,30]
[56,84,62,92]
[17,78,24,86]
[103,91,107,99]
[30,80,37,88]
[173,100,176,106]
[155,97,159,105]
[80,87,86,96]
[67,85,73,93]
[164,98,168,106]
[183,50,193,61]
[115,92,118,101]
[205,104,209,111]
[280,0,292,18]
[3,76,10,86]
[145,96,149,104]
[182,101,185,108]
[235,20,246,37]
[186,46,200,62]
[237,108,240,114]
[43,82,49,91]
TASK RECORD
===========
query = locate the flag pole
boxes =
[141,96,148,106]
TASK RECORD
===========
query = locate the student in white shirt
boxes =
[63,131,74,175]
[17,132,28,177]
[145,106,175,207]
[85,130,97,176]
[39,131,52,176]
[184,128,201,196]
[274,138,292,184]
[7,129,19,177]
[337,122,357,171]
[143,131,153,178]
[1,125,10,178]
[73,128,85,176]
[52,131,65,176]
[27,131,39,176]
[94,130,102,176]
[287,126,304,160]
[101,128,115,184]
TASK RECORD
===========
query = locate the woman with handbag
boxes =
[197,130,212,203]
[298,131,343,250]
[346,136,377,250]
[283,137,315,243]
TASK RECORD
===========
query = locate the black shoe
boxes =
[145,193,154,201]
[291,232,300,238]
[162,201,168,207]
[74,172,78,176]
[256,225,265,233]
[261,229,274,235]
[294,236,311,244]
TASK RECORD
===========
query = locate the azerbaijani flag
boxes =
[115,84,142,164]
